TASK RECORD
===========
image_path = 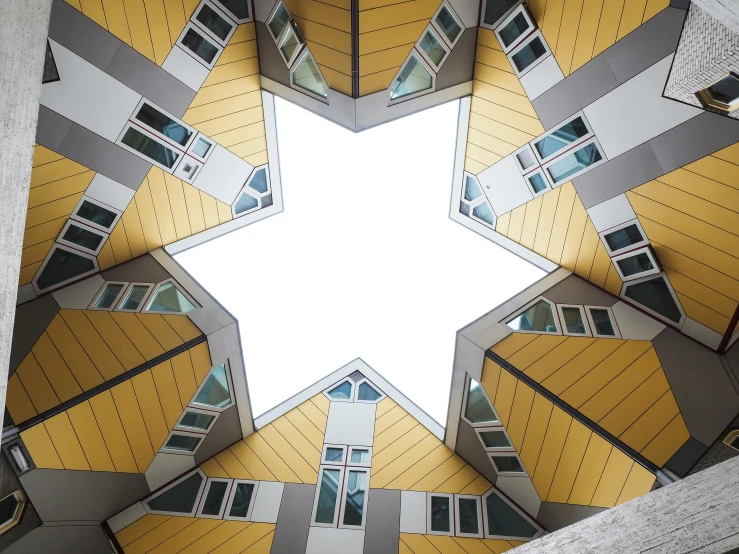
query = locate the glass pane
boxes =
[94,283,124,309]
[430,496,450,533]
[325,448,344,462]
[350,449,370,464]
[464,176,482,201]
[458,498,479,534]
[625,276,682,323]
[604,224,644,252]
[465,378,498,424]
[194,364,232,408]
[196,4,233,41]
[147,473,203,513]
[617,252,654,277]
[547,142,602,183]
[146,282,196,313]
[179,410,216,431]
[192,137,212,158]
[473,203,495,226]
[62,224,103,251]
[292,54,328,98]
[483,0,518,26]
[436,6,461,43]
[0,494,19,525]
[248,168,269,193]
[279,27,300,63]
[136,104,192,146]
[76,200,116,229]
[562,307,587,334]
[37,248,95,290]
[217,0,249,19]
[535,117,589,159]
[165,434,202,452]
[315,469,341,524]
[120,285,150,310]
[342,470,368,526]
[121,127,179,168]
[182,28,218,64]
[479,430,511,448]
[499,12,530,48]
[269,3,289,38]
[357,382,381,401]
[419,30,446,67]
[201,481,228,515]
[528,173,548,193]
[511,37,546,72]
[590,308,615,336]
[328,381,353,399]
[707,74,739,105]
[229,483,255,518]
[492,455,524,473]
[731,435,739,449]
[390,56,432,100]
[235,191,259,214]
[508,299,557,332]
[485,493,537,538]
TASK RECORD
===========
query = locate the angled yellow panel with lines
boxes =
[400,533,522,553]
[200,394,328,484]
[114,515,275,554]
[489,334,690,468]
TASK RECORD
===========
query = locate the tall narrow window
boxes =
[226,481,257,519]
[147,472,205,515]
[507,298,558,333]
[313,467,343,525]
[121,126,180,169]
[586,306,620,338]
[483,490,540,539]
[340,469,368,527]
[465,378,498,425]
[119,284,152,311]
[268,3,290,40]
[145,281,196,313]
[623,275,683,324]
[291,52,328,99]
[197,479,230,518]
[557,305,590,336]
[545,141,603,184]
[428,494,453,535]
[456,495,482,538]
[390,55,433,100]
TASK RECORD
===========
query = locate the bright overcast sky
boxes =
[176,97,543,426]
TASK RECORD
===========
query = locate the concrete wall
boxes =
[692,0,739,34]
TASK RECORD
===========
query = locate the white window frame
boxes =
[347,446,372,467]
[322,444,348,465]
[469,199,497,229]
[143,278,200,314]
[475,426,514,452]
[190,363,235,412]
[231,188,261,217]
[353,378,386,404]
[507,30,551,78]
[196,478,233,519]
[494,4,535,53]
[71,196,122,233]
[117,122,183,173]
[524,168,551,198]
[191,0,238,46]
[556,304,592,337]
[416,25,450,71]
[426,492,454,536]
[175,21,224,69]
[481,488,544,541]
[173,154,204,183]
[267,1,291,43]
[175,407,220,434]
[129,98,197,151]
[620,273,686,327]
[232,166,272,218]
[89,281,129,311]
[214,0,253,24]
[542,137,607,186]
[462,171,485,204]
[388,51,436,105]
[489,452,528,476]
[117,282,155,312]
[338,467,371,529]
[32,244,99,295]
[311,465,346,527]
[56,219,109,255]
[224,480,260,520]
[431,2,464,49]
[323,378,355,402]
[531,111,594,165]
[585,305,621,339]
[188,133,216,163]
[277,21,305,67]
[0,491,25,534]
[600,219,649,256]
[144,469,207,517]
[612,246,661,282]
[461,375,501,428]
[290,50,330,102]
[480,0,522,31]
[512,144,539,174]
[161,430,206,455]
[454,494,484,538]
[505,295,562,335]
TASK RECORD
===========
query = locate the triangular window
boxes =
[292,52,328,99]
[357,381,382,402]
[507,299,558,333]
[145,281,196,313]
[234,191,259,215]
[35,246,97,292]
[193,365,232,410]
[147,472,204,515]
[483,490,540,539]
[390,55,433,100]
[465,378,498,425]
[327,380,353,400]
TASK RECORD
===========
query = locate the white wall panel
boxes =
[107,502,147,534]
[42,40,141,142]
[611,301,666,341]
[161,47,210,92]
[145,452,195,491]
[85,173,136,211]
[306,527,365,554]
[325,402,376,446]
[447,0,479,27]
[192,145,254,205]
[520,55,564,100]
[587,194,637,232]
[251,481,284,523]
[495,475,541,517]
[478,155,533,216]
[400,491,427,534]
[51,274,104,309]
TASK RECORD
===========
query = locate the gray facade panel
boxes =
[271,483,315,554]
[436,27,477,92]
[57,122,151,190]
[666,436,710,477]
[543,275,618,307]
[9,295,60,375]
[689,414,739,475]
[456,418,498,485]
[3,524,111,554]
[670,0,690,8]
[19,469,149,522]
[194,405,242,465]
[256,23,290,89]
[100,253,172,284]
[35,105,73,151]
[536,502,606,532]
[573,143,664,208]
[653,327,739,446]
[105,45,197,118]
[725,339,739,385]
[47,0,121,71]
[364,489,400,554]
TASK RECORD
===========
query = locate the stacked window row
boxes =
[506,296,622,339]
[89,279,197,315]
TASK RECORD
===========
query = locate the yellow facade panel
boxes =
[465,157,489,176]
[22,218,66,249]
[204,58,261,87]
[540,0,566,52]
[243,433,301,483]
[116,514,172,548]
[372,435,443,489]
[101,0,133,45]
[163,315,202,343]
[411,454,468,492]
[676,293,731,334]
[89,391,139,473]
[32,144,65,166]
[295,17,351,54]
[567,434,611,505]
[493,370,518,426]
[619,392,680,452]
[547,420,591,503]
[201,458,229,478]
[375,405,407,436]
[147,519,224,554]
[230,440,278,481]
[469,97,544,137]
[123,0,156,63]
[6,374,37,423]
[471,80,539,119]
[108,311,166,361]
[542,339,625,396]
[616,463,656,505]
[360,68,401,97]
[258,425,318,483]
[560,195,588,271]
[67,401,116,472]
[666,269,736,318]
[506,204,526,243]
[359,0,437,34]
[589,241,612,288]
[132,371,169,452]
[297,399,328,431]
[97,240,117,271]
[592,0,626,57]
[111,381,155,472]
[617,0,650,41]
[30,156,89,188]
[481,357,502,404]
[32,332,83,402]
[546,182,577,263]
[108,222,133,265]
[507,384,535,449]
[189,75,261,108]
[376,397,397,417]
[467,128,519,158]
[18,262,42,287]
[123,516,195,554]
[490,331,538,359]
[474,64,526,96]
[374,415,420,454]
[151,361,184,428]
[590,449,634,508]
[555,0,584,76]
[532,407,571,499]
[271,416,322,470]
[460,475,495,496]
[85,310,146,370]
[520,195,543,250]
[385,444,453,490]
[574,220,600,279]
[45,413,90,470]
[507,335,570,372]
[520,393,553,476]
[171,352,197,406]
[16,353,60,415]
[20,424,64,470]
[216,449,253,479]
[533,187,560,256]
[372,425,431,473]
[131,180,164,251]
[598,370,670,437]
[25,193,83,229]
[640,414,690,467]
[28,171,94,209]
[137,314,184,351]
[570,0,604,72]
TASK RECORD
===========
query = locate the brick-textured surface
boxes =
[693,0,739,35]
[665,3,739,119]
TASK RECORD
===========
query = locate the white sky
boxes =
[176,97,544,426]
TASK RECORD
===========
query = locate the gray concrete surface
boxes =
[692,0,739,34]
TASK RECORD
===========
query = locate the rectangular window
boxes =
[455,495,483,538]
[476,428,512,450]
[556,305,591,336]
[197,478,230,518]
[217,0,251,22]
[268,2,290,40]
[90,282,128,310]
[495,5,534,52]
[135,103,193,147]
[57,220,107,255]
[601,220,648,255]
[533,114,592,162]
[195,1,235,44]
[312,467,344,526]
[176,408,219,433]
[339,469,369,528]
[433,3,462,47]
[612,246,660,281]
[490,454,526,475]
[427,493,453,536]
[119,125,180,170]
[225,481,258,520]
[544,139,604,184]
[163,431,203,454]
[417,27,449,69]
[585,306,620,338]
[34,245,98,293]
[348,447,371,466]
[278,23,304,66]
[481,0,519,29]
[526,170,551,197]
[509,31,549,76]
[72,197,121,232]
[179,23,221,67]
[322,445,347,465]
[118,283,154,312]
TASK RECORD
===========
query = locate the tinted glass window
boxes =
[229,483,255,518]
[196,4,233,40]
[508,299,557,332]
[269,3,289,38]
[390,56,432,100]
[492,455,524,473]
[179,411,216,431]
[589,308,615,336]
[147,473,203,513]
[315,469,341,523]
[350,449,370,464]
[562,307,587,334]
[166,434,202,452]
[465,378,498,424]
[136,104,192,146]
[76,200,116,229]
[419,30,446,66]
[436,6,461,43]
[194,365,231,408]
[62,224,103,251]
[464,175,482,201]
[617,252,654,277]
[357,382,381,401]
[624,276,682,323]
[248,168,269,193]
[485,493,537,537]
[218,0,249,19]
[325,448,344,462]
[473,202,495,226]
[328,381,352,399]
[235,191,259,214]
[707,74,739,105]
[499,12,529,47]
[604,224,644,252]
[342,470,367,526]
[547,142,602,183]
[201,481,228,515]
[480,430,511,448]
[430,496,451,532]
[528,173,548,193]
[120,285,150,310]
[0,494,19,525]
[94,283,125,309]
[121,127,179,168]
[146,282,196,313]
[535,117,589,159]
[37,248,95,290]
[292,54,328,98]
[458,498,479,534]
[279,27,301,63]
[511,36,546,72]
[182,28,218,63]
[483,0,518,27]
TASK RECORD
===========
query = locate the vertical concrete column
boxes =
[0,0,53,429]
[692,0,739,34]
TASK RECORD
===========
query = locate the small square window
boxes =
[477,429,512,450]
[600,220,648,255]
[556,305,591,336]
[494,5,535,52]
[176,408,218,433]
[585,306,620,338]
[433,4,462,47]
[348,447,372,466]
[322,445,347,464]
[490,454,525,475]
[612,246,660,282]
[90,282,128,310]
[268,2,290,41]
[163,432,203,454]
[696,72,739,113]
[72,197,121,232]
[118,283,154,312]
[508,32,549,77]
[526,170,551,197]
[417,27,448,69]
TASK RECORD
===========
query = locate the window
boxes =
[612,246,660,281]
[34,245,98,293]
[495,5,534,52]
[312,466,344,526]
[268,2,290,41]
[339,469,369,528]
[0,491,25,536]
[144,280,197,314]
[146,470,206,516]
[291,51,328,100]
[355,379,383,402]
[197,478,230,518]
[723,430,739,452]
[464,378,499,426]
[464,174,483,202]
[481,0,519,29]
[348,447,371,466]
[313,445,371,529]
[58,220,107,255]
[526,170,551,197]
[544,139,604,184]
[193,364,233,411]
[433,3,462,47]
[509,32,549,77]
[72,197,120,232]
[119,125,180,170]
[279,23,304,66]
[234,190,259,214]
[216,0,251,22]
[585,306,620,338]
[389,54,434,101]
[490,454,525,474]
[417,27,449,69]
[600,220,648,255]
[507,298,559,334]
[472,202,496,227]
[326,379,354,401]
[179,23,222,67]
[427,493,453,535]
[233,166,272,217]
[455,495,483,538]
[622,274,684,325]
[189,135,214,161]
[225,481,258,520]
[322,445,347,464]
[90,282,127,310]
[118,283,154,311]
[696,72,739,114]
[482,489,541,540]
[176,408,219,433]
[135,103,193,147]
[163,431,204,454]
[476,428,512,450]
[556,305,591,336]
[195,1,235,44]
[533,114,592,163]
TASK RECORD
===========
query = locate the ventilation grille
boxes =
[516,148,537,170]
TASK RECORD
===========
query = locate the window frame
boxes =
[426,492,454,536]
[620,273,686,327]
[481,488,543,541]
[585,305,621,339]
[469,199,497,229]
[289,49,330,102]
[531,112,594,165]
[224,479,260,520]
[117,122,184,172]
[32,244,99,294]
[144,469,208,516]
[311,465,346,527]
[489,452,527,476]
[541,137,607,186]
[187,133,216,163]
[56,219,109,255]
[353,378,386,404]
[175,406,220,434]
[232,165,272,218]
[323,378,355,402]
[512,144,539,174]
[129,98,197,151]
[493,4,535,53]
[695,72,739,113]
[723,429,739,452]
[611,246,661,282]
[525,168,552,198]
[143,278,199,315]
[556,304,592,337]
[347,446,372,467]
[337,467,371,529]
[454,494,484,538]
[599,219,649,256]
[190,363,235,412]
[89,281,129,311]
[462,171,485,204]
[416,25,451,71]
[276,20,305,68]
[173,154,204,183]
[507,29,551,78]
[462,375,500,428]
[267,1,291,43]
[431,2,464,49]
[161,430,206,455]
[215,0,253,24]
[196,478,233,519]
[474,426,514,452]
[117,282,155,312]
[505,295,562,335]
[191,0,238,46]
[480,0,522,31]
[70,196,122,233]
[175,21,224,69]
[0,491,25,535]
[388,51,436,105]
[322,444,348,466]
